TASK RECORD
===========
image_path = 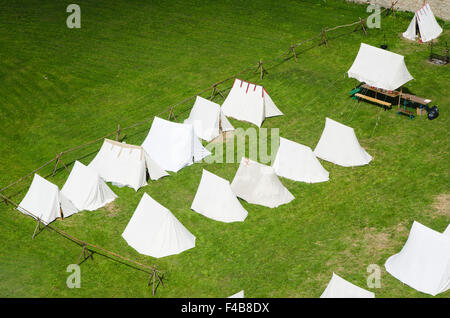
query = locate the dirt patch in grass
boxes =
[432,193,450,217]
[104,202,120,217]
[209,130,235,144]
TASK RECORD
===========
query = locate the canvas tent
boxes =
[61,161,117,211]
[320,273,375,298]
[228,290,245,298]
[385,221,450,296]
[273,137,329,183]
[347,43,414,91]
[221,78,283,127]
[17,174,78,225]
[403,3,443,43]
[313,118,372,167]
[89,139,168,192]
[231,158,294,208]
[184,96,234,142]
[191,169,248,223]
[444,225,450,238]
[122,193,196,258]
[141,117,211,173]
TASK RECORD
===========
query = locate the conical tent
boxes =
[231,158,294,208]
[184,96,234,142]
[313,118,372,167]
[320,273,375,298]
[385,221,450,296]
[17,174,78,225]
[221,79,283,127]
[89,139,168,191]
[61,161,117,211]
[191,169,248,223]
[347,43,413,91]
[141,117,211,173]
[228,290,244,298]
[403,4,443,43]
[273,137,329,183]
[122,193,196,258]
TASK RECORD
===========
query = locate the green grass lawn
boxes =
[0,0,449,298]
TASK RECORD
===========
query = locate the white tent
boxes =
[313,118,372,167]
[347,43,413,91]
[403,4,443,43]
[122,193,196,258]
[221,78,283,127]
[141,117,211,173]
[320,273,375,298]
[89,139,168,192]
[17,174,78,225]
[184,96,234,142]
[385,221,450,296]
[61,161,117,211]
[273,137,329,183]
[228,290,245,298]
[231,158,294,208]
[191,169,248,223]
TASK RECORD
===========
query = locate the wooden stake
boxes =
[115,124,121,141]
[291,45,298,63]
[77,245,94,265]
[321,29,328,47]
[52,153,69,177]
[255,60,266,80]
[210,84,225,100]
[32,218,45,239]
[168,107,177,121]
[360,18,367,35]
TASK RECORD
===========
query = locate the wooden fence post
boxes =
[360,18,367,35]
[291,45,298,63]
[255,60,266,80]
[321,29,328,47]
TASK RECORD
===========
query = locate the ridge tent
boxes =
[122,193,196,258]
[385,221,450,296]
[221,78,283,127]
[141,117,211,173]
[403,3,443,43]
[320,273,375,298]
[89,139,168,192]
[228,290,245,298]
[347,43,413,91]
[17,174,78,225]
[191,169,248,223]
[273,137,329,183]
[313,118,372,167]
[231,158,294,208]
[61,161,117,211]
[184,96,234,142]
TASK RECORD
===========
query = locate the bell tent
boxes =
[184,96,234,142]
[385,221,450,296]
[191,169,248,223]
[273,137,329,183]
[122,193,196,258]
[141,117,211,173]
[89,139,168,191]
[17,174,78,225]
[231,158,294,208]
[347,43,413,91]
[320,273,375,298]
[61,161,117,211]
[403,3,443,43]
[221,79,283,127]
[313,118,372,167]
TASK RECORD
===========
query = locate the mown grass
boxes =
[0,0,449,297]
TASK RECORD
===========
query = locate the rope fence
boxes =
[0,3,397,295]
